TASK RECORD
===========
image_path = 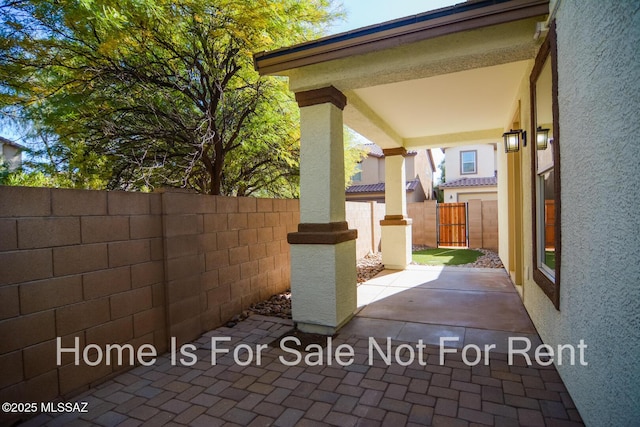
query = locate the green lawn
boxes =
[545,251,556,269]
[412,248,483,266]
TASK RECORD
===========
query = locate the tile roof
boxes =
[364,143,384,157]
[439,176,497,188]
[346,179,419,194]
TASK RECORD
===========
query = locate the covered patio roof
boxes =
[254,0,549,150]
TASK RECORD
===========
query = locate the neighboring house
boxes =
[440,144,498,202]
[346,143,435,203]
[0,136,24,171]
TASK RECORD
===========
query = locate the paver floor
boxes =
[23,267,584,426]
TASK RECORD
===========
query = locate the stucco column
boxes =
[381,148,412,269]
[287,86,357,335]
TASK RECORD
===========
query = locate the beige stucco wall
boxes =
[497,148,510,269]
[359,155,382,185]
[1,144,22,171]
[444,187,497,203]
[407,185,426,204]
[520,2,640,425]
[410,150,434,200]
[444,144,496,182]
[357,150,432,203]
[497,61,533,276]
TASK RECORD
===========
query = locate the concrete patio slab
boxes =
[359,287,535,333]
[356,266,537,334]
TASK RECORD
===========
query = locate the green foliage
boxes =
[438,157,446,184]
[545,250,556,269]
[433,157,445,202]
[0,0,341,195]
[343,128,368,188]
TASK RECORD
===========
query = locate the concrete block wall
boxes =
[345,201,383,258]
[0,186,298,420]
[160,192,298,346]
[468,200,483,249]
[481,200,498,252]
[0,187,166,410]
[408,200,438,247]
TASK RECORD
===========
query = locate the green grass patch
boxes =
[412,248,483,266]
[545,251,556,269]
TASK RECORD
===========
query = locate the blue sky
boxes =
[330,0,462,34]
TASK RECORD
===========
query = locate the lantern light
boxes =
[536,126,550,150]
[503,129,526,153]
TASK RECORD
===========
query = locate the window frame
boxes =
[530,22,561,309]
[460,150,477,175]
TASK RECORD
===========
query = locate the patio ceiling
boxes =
[350,60,531,144]
[254,0,549,150]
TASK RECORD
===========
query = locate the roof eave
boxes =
[0,136,26,150]
[254,0,549,75]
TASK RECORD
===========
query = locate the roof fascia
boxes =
[254,0,549,75]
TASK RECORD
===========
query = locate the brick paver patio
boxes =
[24,311,584,426]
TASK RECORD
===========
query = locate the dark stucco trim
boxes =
[288,221,357,245]
[295,86,347,110]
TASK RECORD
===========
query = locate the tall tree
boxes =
[343,128,368,187]
[0,0,340,195]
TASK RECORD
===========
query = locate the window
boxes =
[351,162,362,182]
[530,22,561,309]
[460,150,477,175]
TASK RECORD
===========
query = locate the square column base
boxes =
[290,240,357,334]
[381,224,412,269]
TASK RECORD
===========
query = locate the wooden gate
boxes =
[437,202,468,247]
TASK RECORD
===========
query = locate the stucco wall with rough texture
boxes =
[524,2,640,425]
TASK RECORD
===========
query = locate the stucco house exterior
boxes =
[440,143,498,202]
[346,143,435,203]
[0,137,23,171]
[254,0,640,425]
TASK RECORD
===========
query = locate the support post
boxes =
[381,148,412,269]
[288,86,357,335]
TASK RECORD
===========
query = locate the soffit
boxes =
[352,60,531,140]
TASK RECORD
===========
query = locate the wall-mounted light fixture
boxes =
[503,129,526,153]
[536,126,550,150]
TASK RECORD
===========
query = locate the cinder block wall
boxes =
[345,201,383,258]
[408,200,437,247]
[0,186,298,418]
[481,200,498,252]
[160,192,298,346]
[0,187,166,410]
